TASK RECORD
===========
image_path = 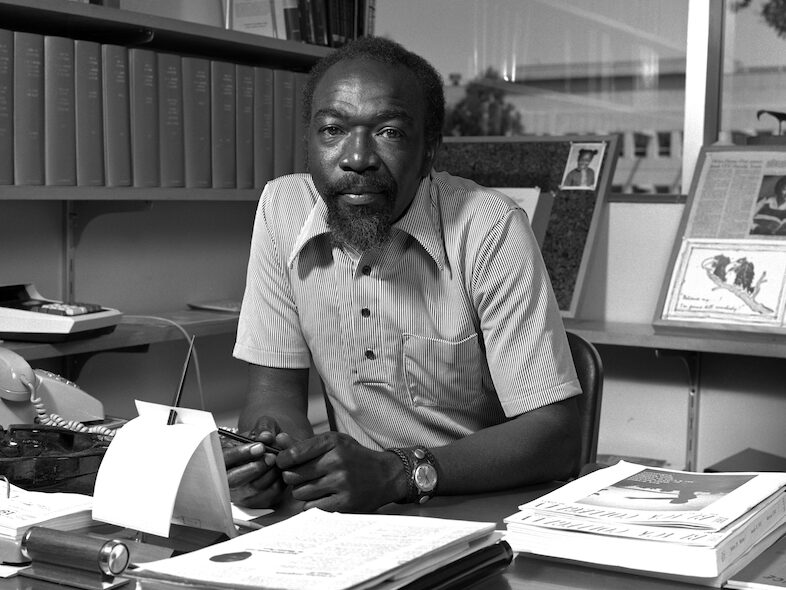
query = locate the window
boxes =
[720,0,786,145]
[375,0,690,194]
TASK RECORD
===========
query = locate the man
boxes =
[226,36,582,513]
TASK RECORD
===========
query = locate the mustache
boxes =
[323,173,397,198]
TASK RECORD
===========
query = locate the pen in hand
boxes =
[218,427,282,454]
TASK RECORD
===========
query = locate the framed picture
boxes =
[656,146,786,334]
[433,134,620,318]
[560,141,607,191]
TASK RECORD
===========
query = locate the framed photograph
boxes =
[433,134,620,317]
[656,146,786,334]
[560,141,607,191]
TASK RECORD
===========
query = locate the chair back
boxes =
[566,330,604,470]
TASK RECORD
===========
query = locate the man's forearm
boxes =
[238,365,313,439]
[430,397,581,495]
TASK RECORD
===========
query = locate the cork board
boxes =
[433,135,620,317]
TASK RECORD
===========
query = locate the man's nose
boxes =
[339,132,380,172]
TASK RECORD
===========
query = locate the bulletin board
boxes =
[656,145,786,335]
[433,134,620,317]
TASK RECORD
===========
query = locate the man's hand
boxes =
[276,431,407,513]
[222,417,290,508]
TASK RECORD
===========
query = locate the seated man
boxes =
[226,36,582,513]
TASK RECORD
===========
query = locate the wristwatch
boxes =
[388,445,439,504]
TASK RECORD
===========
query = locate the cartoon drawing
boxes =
[702,253,774,315]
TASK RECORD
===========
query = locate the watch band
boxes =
[387,445,438,504]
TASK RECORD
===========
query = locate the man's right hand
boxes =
[223,419,290,508]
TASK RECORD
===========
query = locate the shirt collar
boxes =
[287,174,446,270]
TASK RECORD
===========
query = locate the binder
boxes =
[158,52,185,188]
[43,36,76,186]
[13,32,45,186]
[101,44,132,187]
[129,47,159,187]
[74,40,104,186]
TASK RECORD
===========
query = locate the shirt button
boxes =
[365,349,376,360]
[361,307,371,317]
[362,265,372,275]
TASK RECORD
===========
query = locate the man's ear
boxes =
[421,138,442,175]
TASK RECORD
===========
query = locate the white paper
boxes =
[92,401,235,538]
[133,508,496,590]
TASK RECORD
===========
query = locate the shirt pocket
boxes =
[402,332,482,408]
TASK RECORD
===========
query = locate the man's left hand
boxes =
[276,432,407,512]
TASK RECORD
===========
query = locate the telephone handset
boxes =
[0,346,105,429]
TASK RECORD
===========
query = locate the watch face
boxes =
[414,463,438,493]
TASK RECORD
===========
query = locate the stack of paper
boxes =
[0,483,94,564]
[503,461,786,587]
[131,508,509,590]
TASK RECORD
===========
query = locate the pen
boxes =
[167,335,196,425]
[218,427,281,454]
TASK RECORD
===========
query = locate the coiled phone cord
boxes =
[21,376,116,439]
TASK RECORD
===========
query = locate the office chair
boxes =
[565,330,604,472]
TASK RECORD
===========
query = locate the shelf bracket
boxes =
[64,200,153,301]
[655,349,701,471]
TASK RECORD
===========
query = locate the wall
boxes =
[577,200,786,469]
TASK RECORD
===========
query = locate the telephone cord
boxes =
[21,376,116,439]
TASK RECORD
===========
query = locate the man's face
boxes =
[308,57,434,251]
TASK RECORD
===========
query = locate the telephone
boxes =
[0,346,105,429]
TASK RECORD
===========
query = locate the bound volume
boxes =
[504,461,786,587]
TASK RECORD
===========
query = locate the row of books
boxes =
[503,460,786,587]
[231,0,375,47]
[0,29,309,189]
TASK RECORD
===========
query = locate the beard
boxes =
[321,173,399,252]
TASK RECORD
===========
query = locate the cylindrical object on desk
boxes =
[21,526,130,576]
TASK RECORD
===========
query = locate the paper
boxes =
[92,401,236,538]
[132,508,496,590]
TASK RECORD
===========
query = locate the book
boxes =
[0,28,14,185]
[503,461,786,586]
[235,64,254,189]
[74,39,104,186]
[182,56,211,188]
[253,66,274,187]
[129,507,500,590]
[101,44,132,187]
[273,68,295,178]
[13,32,45,186]
[157,52,185,188]
[43,36,76,186]
[210,60,236,189]
[727,532,786,589]
[0,483,94,564]
[273,0,302,41]
[129,47,159,187]
[231,0,276,37]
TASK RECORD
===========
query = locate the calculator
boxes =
[0,284,122,342]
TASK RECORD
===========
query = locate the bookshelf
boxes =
[0,1,328,373]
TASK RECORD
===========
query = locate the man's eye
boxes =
[320,126,343,136]
[378,128,403,139]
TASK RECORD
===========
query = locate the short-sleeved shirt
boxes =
[234,171,580,451]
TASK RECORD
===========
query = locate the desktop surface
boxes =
[0,484,755,590]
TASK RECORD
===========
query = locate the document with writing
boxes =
[130,508,498,590]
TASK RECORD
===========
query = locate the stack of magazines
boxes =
[503,461,786,587]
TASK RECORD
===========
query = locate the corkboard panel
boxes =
[433,135,619,316]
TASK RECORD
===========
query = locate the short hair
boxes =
[301,36,445,146]
[578,148,598,159]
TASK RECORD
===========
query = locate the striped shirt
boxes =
[234,171,580,451]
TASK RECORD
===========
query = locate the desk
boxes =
[0,486,756,590]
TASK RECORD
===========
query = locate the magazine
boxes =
[515,461,786,531]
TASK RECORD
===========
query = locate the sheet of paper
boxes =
[92,401,234,538]
[133,508,496,590]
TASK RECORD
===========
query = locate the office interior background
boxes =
[1,0,784,471]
